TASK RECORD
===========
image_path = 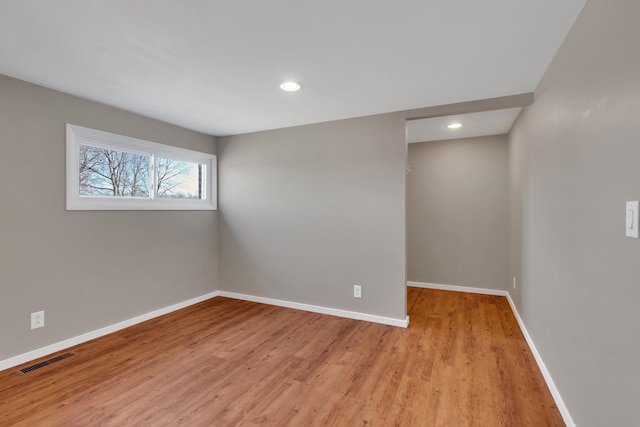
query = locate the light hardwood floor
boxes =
[0,288,564,426]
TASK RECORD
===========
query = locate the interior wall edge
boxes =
[404,92,534,122]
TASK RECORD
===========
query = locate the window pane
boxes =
[156,157,204,199]
[79,144,150,197]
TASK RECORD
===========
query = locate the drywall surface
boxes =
[509,0,640,425]
[218,114,407,321]
[0,75,218,361]
[408,135,509,290]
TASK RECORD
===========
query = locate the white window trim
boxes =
[66,124,217,211]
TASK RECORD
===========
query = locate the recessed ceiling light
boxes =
[280,81,302,92]
[446,122,462,129]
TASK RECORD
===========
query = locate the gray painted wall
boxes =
[218,114,407,320]
[0,75,218,361]
[509,0,640,425]
[407,135,509,290]
[215,95,531,322]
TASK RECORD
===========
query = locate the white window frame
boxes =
[66,124,217,211]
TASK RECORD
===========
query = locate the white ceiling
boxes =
[407,108,523,144]
[0,0,585,136]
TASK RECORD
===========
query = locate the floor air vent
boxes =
[18,352,77,375]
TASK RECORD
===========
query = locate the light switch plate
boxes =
[626,201,639,238]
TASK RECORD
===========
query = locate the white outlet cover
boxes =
[31,311,44,329]
[354,285,362,298]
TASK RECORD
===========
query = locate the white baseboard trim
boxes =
[407,281,575,427]
[504,293,576,427]
[218,291,410,328]
[0,291,220,372]
[407,281,508,296]
[2,289,409,372]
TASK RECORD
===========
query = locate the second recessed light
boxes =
[446,122,462,129]
[280,81,302,92]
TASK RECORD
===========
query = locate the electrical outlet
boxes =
[354,285,362,299]
[31,311,44,330]
[513,276,517,290]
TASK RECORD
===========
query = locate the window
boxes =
[66,124,217,210]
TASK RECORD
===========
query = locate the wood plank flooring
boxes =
[0,288,564,426]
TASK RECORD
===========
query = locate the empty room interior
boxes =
[1,1,639,426]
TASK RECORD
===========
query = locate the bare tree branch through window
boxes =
[79,145,203,199]
[79,145,150,197]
